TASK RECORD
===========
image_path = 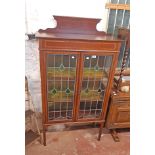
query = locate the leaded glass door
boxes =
[46,52,79,121]
[78,53,113,120]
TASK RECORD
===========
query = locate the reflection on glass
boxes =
[47,54,77,120]
[79,55,112,119]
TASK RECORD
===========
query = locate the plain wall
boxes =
[25,0,109,34]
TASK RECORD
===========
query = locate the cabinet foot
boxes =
[43,125,46,146]
[97,122,104,141]
[111,129,120,142]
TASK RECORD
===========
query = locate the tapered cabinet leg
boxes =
[111,129,120,142]
[98,122,104,141]
[43,125,46,146]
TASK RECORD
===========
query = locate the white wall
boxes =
[25,0,109,34]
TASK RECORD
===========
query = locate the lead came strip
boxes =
[99,56,108,116]
[83,56,92,118]
[66,55,71,118]
[60,54,63,118]
[73,55,77,117]
[94,56,107,117]
[89,56,99,116]
[54,55,56,119]
[48,79,75,82]
[47,56,50,119]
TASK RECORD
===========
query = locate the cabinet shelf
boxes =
[47,67,76,79]
[47,67,108,80]
[48,90,104,102]
[48,110,73,120]
[79,111,101,119]
[48,91,74,102]
[83,68,108,79]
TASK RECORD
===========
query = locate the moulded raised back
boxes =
[39,15,106,35]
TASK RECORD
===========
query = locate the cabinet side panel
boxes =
[39,48,48,124]
[101,53,119,120]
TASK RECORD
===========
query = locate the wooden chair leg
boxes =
[111,129,120,142]
[43,125,46,146]
[34,114,42,143]
[97,122,104,141]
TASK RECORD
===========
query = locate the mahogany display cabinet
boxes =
[36,16,122,145]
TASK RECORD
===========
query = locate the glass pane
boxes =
[107,9,116,34]
[115,10,124,27]
[123,10,130,27]
[126,0,130,4]
[119,0,126,4]
[78,55,112,119]
[47,54,77,120]
[111,0,118,4]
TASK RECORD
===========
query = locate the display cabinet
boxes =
[36,16,122,145]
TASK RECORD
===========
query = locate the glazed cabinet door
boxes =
[46,52,79,122]
[78,53,113,120]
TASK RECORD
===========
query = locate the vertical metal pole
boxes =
[128,18,130,29]
[105,0,111,32]
[112,0,120,35]
[120,0,128,27]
